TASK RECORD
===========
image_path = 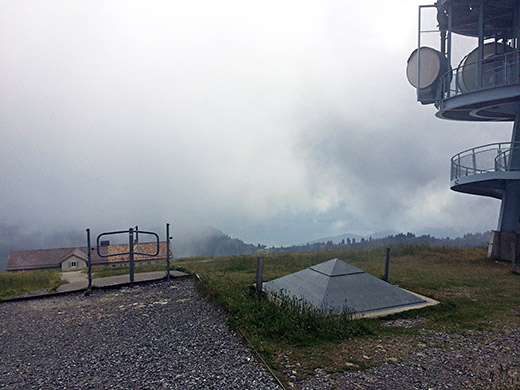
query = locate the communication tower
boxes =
[407,1,520,261]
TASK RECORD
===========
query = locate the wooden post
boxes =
[256,256,264,293]
[384,247,390,282]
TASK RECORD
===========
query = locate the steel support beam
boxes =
[498,109,520,233]
[498,181,520,232]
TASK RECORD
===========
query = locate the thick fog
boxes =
[0,0,510,248]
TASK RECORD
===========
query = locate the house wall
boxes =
[61,256,87,271]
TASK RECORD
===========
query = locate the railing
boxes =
[451,142,520,181]
[441,50,520,100]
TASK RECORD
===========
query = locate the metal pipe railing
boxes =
[440,50,520,100]
[451,142,520,181]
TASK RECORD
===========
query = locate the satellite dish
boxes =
[406,47,447,89]
[458,43,513,93]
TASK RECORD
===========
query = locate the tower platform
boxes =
[450,143,520,199]
[408,1,520,262]
[436,50,520,121]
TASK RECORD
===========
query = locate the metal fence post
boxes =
[86,228,92,291]
[472,148,477,174]
[129,227,134,285]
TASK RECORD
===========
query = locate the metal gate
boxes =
[85,223,172,290]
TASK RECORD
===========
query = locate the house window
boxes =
[69,261,77,268]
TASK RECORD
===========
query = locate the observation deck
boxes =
[438,0,517,39]
[436,50,520,121]
[450,143,520,198]
[410,0,520,259]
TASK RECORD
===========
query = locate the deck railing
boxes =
[441,50,520,100]
[451,142,520,181]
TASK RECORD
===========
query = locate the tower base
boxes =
[487,230,520,262]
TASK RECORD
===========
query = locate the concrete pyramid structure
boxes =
[263,258,436,317]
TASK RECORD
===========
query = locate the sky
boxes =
[0,1,513,246]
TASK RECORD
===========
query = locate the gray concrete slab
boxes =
[60,271,87,284]
[56,270,189,293]
[354,289,438,319]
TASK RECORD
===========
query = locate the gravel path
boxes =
[0,278,280,389]
[294,326,520,389]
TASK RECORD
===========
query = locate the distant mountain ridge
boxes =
[0,223,492,272]
[268,231,491,254]
[303,230,400,245]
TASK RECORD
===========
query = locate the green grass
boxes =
[0,269,65,299]
[186,253,375,330]
[195,272,374,348]
[176,246,520,334]
[0,261,174,298]
[175,246,520,381]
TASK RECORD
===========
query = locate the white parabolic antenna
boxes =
[406,47,445,89]
[458,42,513,93]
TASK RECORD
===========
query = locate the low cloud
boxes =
[0,0,511,247]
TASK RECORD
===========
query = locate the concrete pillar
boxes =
[488,230,520,263]
[488,230,500,258]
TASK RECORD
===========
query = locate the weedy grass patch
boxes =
[0,269,65,299]
[195,271,374,348]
